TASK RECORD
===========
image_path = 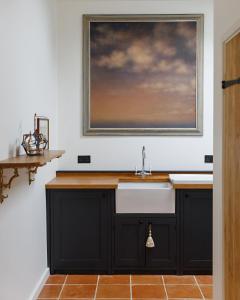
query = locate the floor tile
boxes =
[166,284,203,299]
[200,285,213,299]
[163,275,195,285]
[66,274,98,284]
[37,274,212,300]
[38,285,62,298]
[46,275,66,284]
[60,284,96,298]
[132,284,166,299]
[195,275,213,285]
[96,284,130,298]
[131,275,163,285]
[99,275,130,284]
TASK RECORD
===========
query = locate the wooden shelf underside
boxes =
[0,150,65,203]
[0,150,65,169]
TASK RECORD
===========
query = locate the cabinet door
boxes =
[114,216,145,270]
[49,190,113,273]
[179,190,213,274]
[146,218,176,271]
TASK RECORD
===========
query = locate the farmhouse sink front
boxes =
[116,182,175,214]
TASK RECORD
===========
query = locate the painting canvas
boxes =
[83,15,203,135]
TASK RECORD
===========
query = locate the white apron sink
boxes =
[116,182,175,214]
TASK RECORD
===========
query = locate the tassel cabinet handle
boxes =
[146,223,155,248]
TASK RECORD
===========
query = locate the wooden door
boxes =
[223,31,240,299]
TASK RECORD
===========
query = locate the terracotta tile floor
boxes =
[37,274,213,300]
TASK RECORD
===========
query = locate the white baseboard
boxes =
[28,268,49,300]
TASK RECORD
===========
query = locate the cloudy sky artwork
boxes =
[90,21,197,128]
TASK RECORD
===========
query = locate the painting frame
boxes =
[83,14,204,136]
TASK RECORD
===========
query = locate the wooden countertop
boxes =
[46,172,213,190]
[172,183,213,189]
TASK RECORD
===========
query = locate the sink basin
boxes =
[169,174,213,184]
[116,182,175,214]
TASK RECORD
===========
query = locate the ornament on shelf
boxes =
[22,130,48,156]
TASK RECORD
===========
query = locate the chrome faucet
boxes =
[135,146,151,177]
[142,146,146,174]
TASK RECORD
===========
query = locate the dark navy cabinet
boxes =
[177,189,213,274]
[46,188,212,275]
[46,189,114,274]
[146,217,176,271]
[114,216,145,269]
[113,215,177,274]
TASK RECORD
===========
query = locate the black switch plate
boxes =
[78,155,91,163]
[204,155,213,163]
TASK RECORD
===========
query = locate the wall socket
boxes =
[78,155,91,163]
[204,155,213,163]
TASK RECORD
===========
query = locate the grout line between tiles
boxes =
[162,275,168,300]
[55,283,131,286]
[194,275,205,300]
[57,274,68,300]
[130,274,132,300]
[44,282,209,286]
[94,274,100,300]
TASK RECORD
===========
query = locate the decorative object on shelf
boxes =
[83,14,204,136]
[22,131,48,156]
[146,223,155,248]
[34,114,49,149]
[0,150,65,204]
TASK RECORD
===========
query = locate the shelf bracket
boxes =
[0,168,19,204]
[28,167,39,185]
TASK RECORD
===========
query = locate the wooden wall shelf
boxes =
[0,150,65,203]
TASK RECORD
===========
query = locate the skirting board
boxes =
[28,268,49,300]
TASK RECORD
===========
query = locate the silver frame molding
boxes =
[83,14,204,136]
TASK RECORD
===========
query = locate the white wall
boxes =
[57,0,214,171]
[0,1,58,299]
[213,1,240,299]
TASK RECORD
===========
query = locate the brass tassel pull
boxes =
[146,223,155,248]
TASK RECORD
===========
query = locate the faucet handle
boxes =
[149,164,152,175]
[135,166,138,175]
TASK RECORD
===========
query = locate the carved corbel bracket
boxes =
[0,168,19,203]
[28,163,46,185]
[28,167,39,185]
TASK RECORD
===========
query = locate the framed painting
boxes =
[83,14,204,136]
